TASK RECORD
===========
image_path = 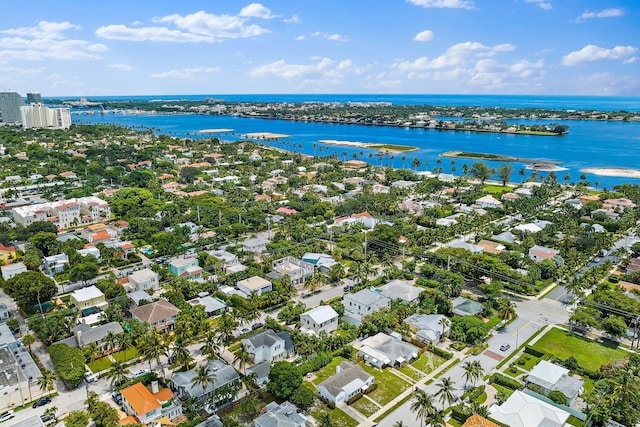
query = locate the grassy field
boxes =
[88,357,112,373]
[361,363,412,405]
[112,347,139,363]
[351,396,380,417]
[482,184,509,194]
[398,364,424,381]
[312,357,347,385]
[513,353,541,371]
[531,328,628,371]
[412,352,446,374]
[311,405,358,427]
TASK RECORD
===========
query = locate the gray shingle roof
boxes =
[243,329,283,348]
[319,361,372,397]
[171,359,240,399]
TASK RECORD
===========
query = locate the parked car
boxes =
[111,391,123,404]
[40,413,55,423]
[251,322,264,330]
[499,343,511,351]
[84,371,97,383]
[343,285,352,292]
[0,411,14,423]
[240,328,251,335]
[130,369,149,379]
[113,378,126,387]
[32,397,51,408]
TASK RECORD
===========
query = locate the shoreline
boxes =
[319,139,418,154]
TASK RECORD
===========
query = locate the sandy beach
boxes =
[319,139,417,153]
[581,167,640,178]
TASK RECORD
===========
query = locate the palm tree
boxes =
[424,409,446,427]
[410,389,436,427]
[393,422,406,427]
[83,342,100,365]
[138,329,168,377]
[106,361,129,387]
[116,333,133,361]
[22,333,36,353]
[462,360,484,388]
[435,376,456,410]
[191,364,216,405]
[496,298,516,322]
[104,331,118,354]
[200,330,221,360]
[37,368,57,397]
[233,347,252,375]
[438,317,450,340]
[171,338,194,371]
[318,413,336,427]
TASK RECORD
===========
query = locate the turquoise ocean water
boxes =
[69,94,640,188]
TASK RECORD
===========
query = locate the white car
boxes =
[130,369,149,379]
[84,371,97,383]
[0,411,15,423]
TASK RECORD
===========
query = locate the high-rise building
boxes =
[0,92,25,124]
[26,92,43,105]
[20,105,71,129]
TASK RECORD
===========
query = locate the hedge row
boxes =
[450,404,470,423]
[523,346,545,358]
[49,343,85,387]
[489,373,523,390]
[466,385,485,402]
[429,346,453,360]
[297,351,333,376]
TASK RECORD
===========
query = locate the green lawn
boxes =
[312,357,347,385]
[88,357,112,373]
[531,328,627,371]
[112,347,139,363]
[485,316,503,329]
[492,383,514,400]
[350,396,380,417]
[513,354,540,371]
[361,363,412,405]
[398,364,424,381]
[311,405,358,427]
[412,352,446,374]
[482,184,509,194]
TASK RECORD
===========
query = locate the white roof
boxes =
[303,305,338,324]
[72,285,104,302]
[237,276,271,290]
[515,223,543,233]
[489,390,570,427]
[128,268,157,282]
[527,360,568,386]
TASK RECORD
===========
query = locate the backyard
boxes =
[360,363,412,405]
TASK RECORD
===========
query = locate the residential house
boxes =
[268,257,314,286]
[43,253,69,276]
[501,192,519,202]
[446,241,484,254]
[353,332,419,368]
[301,252,338,274]
[1,262,26,281]
[187,295,227,317]
[529,245,560,263]
[207,250,245,274]
[0,243,16,265]
[70,321,124,351]
[241,237,270,254]
[437,173,455,183]
[493,231,517,244]
[70,285,107,312]
[167,257,202,279]
[476,195,503,209]
[128,268,160,292]
[403,314,451,344]
[237,276,273,297]
[246,361,271,385]
[451,297,483,316]
[476,240,505,254]
[318,361,374,405]
[254,401,307,427]
[242,329,294,363]
[436,213,464,227]
[130,300,181,332]
[603,198,636,211]
[11,196,110,229]
[80,223,117,243]
[488,390,571,427]
[333,212,379,229]
[171,359,241,410]
[343,288,390,325]
[378,280,421,304]
[128,290,154,306]
[0,303,9,322]
[77,244,101,260]
[300,305,339,335]
[120,381,182,425]
[525,360,584,404]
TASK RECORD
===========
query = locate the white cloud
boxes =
[96,25,213,42]
[109,63,133,71]
[574,8,624,22]
[295,35,305,41]
[562,45,637,66]
[624,57,638,64]
[525,0,552,11]
[311,32,349,42]
[414,30,434,42]
[96,9,270,43]
[239,3,277,19]
[284,14,300,23]
[248,57,366,83]
[0,21,106,64]
[407,0,475,10]
[570,72,640,96]
[151,67,220,80]
[392,41,514,72]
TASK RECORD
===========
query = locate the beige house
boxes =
[130,300,181,332]
[70,285,107,311]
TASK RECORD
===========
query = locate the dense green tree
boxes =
[3,270,57,313]
[496,163,514,186]
[267,361,302,399]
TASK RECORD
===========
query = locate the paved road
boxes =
[377,298,569,426]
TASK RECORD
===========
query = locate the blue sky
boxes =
[1,0,639,96]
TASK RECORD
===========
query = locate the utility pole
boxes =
[364,237,368,261]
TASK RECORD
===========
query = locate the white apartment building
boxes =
[11,196,110,229]
[20,105,71,129]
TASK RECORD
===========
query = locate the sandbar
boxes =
[319,139,417,153]
[581,167,640,178]
[198,128,234,133]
